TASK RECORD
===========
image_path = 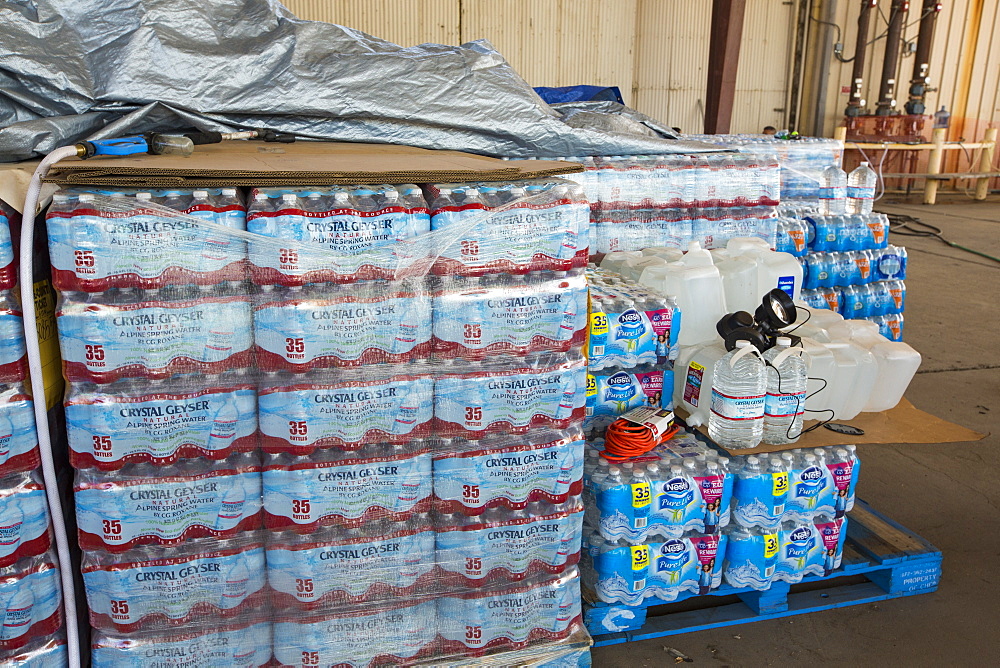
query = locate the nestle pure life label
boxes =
[732,471,789,530]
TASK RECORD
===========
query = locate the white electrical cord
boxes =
[19,145,81,667]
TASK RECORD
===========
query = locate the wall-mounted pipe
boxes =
[845,0,878,117]
[904,0,943,115]
[875,0,909,116]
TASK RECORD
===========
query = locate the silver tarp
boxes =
[0,0,717,162]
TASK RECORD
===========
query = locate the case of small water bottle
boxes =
[584,267,679,436]
[776,200,908,341]
[549,154,781,253]
[581,431,860,604]
[0,198,69,665]
[43,182,593,665]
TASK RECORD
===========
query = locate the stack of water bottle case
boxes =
[45,183,595,665]
[582,434,859,602]
[775,162,908,341]
[0,200,68,665]
[519,152,782,253]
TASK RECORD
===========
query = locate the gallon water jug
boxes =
[673,342,728,427]
[642,247,684,263]
[621,255,668,282]
[722,238,803,304]
[714,253,760,314]
[601,251,643,275]
[641,242,728,346]
[799,337,837,413]
[822,342,877,419]
[824,320,921,412]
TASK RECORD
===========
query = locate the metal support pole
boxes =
[846,0,877,117]
[876,0,909,116]
[704,0,747,134]
[974,127,998,200]
[924,127,946,204]
[904,0,942,115]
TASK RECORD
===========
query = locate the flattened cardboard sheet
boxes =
[678,398,986,455]
[44,141,582,186]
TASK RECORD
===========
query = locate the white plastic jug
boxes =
[620,255,668,282]
[799,336,837,413]
[642,247,684,263]
[716,238,803,309]
[641,262,727,346]
[823,341,877,420]
[715,253,760,314]
[673,342,728,427]
[600,251,643,275]
[753,249,803,303]
[864,341,921,412]
[824,320,921,412]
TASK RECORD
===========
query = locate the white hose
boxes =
[19,145,81,667]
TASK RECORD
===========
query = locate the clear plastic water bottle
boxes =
[846,162,877,214]
[819,165,847,215]
[708,340,767,449]
[763,337,807,445]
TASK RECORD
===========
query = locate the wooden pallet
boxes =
[586,500,942,646]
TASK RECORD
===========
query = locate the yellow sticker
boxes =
[690,361,704,373]
[631,482,651,508]
[630,544,650,571]
[764,533,779,559]
[590,311,609,337]
[772,471,789,496]
[586,374,598,397]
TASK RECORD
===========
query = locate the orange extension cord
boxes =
[600,419,682,462]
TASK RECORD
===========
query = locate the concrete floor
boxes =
[592,193,1000,667]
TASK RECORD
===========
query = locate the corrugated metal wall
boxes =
[283,0,1000,143]
[819,0,1000,137]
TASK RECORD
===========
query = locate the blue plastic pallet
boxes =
[586,500,942,646]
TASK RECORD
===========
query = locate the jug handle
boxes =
[729,344,762,368]
[771,346,808,368]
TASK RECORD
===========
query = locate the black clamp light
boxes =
[717,288,799,352]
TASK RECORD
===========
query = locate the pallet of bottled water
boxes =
[682,135,843,201]
[584,267,679,435]
[44,184,594,666]
[0,199,70,665]
[773,200,908,340]
[510,154,781,253]
[581,433,859,604]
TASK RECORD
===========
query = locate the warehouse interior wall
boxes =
[283,0,999,144]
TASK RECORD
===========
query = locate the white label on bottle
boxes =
[710,390,765,420]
